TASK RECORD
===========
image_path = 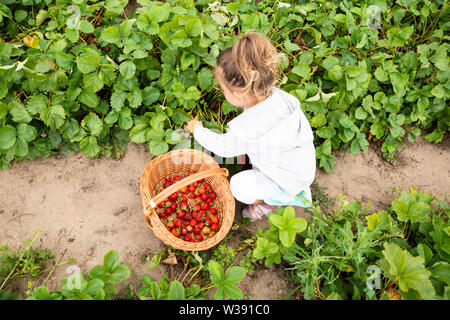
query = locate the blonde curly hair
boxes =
[214,31,283,102]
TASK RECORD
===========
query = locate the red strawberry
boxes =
[181,227,188,236]
[198,222,205,229]
[165,208,172,215]
[167,221,174,229]
[185,235,192,242]
[195,196,203,203]
[211,223,219,231]
[189,193,195,199]
[184,212,192,221]
[193,227,201,235]
[186,225,193,232]
[211,216,219,224]
[190,219,197,227]
[170,202,178,210]
[168,192,178,202]
[210,207,217,215]
[196,235,203,241]
[177,211,185,219]
[202,193,209,201]
[165,177,172,182]
[202,203,210,210]
[202,227,210,235]
[210,193,216,199]
[175,220,182,228]
[204,182,210,189]
[189,185,195,192]
[180,186,188,193]
[206,198,213,205]
[163,181,170,188]
[171,228,179,237]
[194,204,201,212]
[199,187,206,195]
[181,195,188,202]
[184,221,189,226]
[180,202,188,211]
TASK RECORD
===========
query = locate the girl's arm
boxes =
[193,126,249,158]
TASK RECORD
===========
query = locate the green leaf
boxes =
[10,101,32,123]
[40,105,66,129]
[180,51,195,71]
[170,29,192,48]
[391,198,409,222]
[208,260,223,283]
[100,26,121,44]
[424,129,444,143]
[316,126,336,139]
[79,20,95,33]
[82,113,103,137]
[83,72,104,93]
[118,107,133,130]
[311,114,327,128]
[26,94,47,115]
[224,266,246,284]
[168,281,185,300]
[171,109,191,125]
[328,65,343,82]
[110,264,131,282]
[408,202,431,224]
[379,242,435,300]
[103,250,119,273]
[291,63,311,80]
[119,61,136,80]
[284,38,301,52]
[0,125,17,150]
[78,90,99,108]
[142,87,160,106]
[83,279,104,296]
[223,282,243,300]
[185,18,202,37]
[76,55,100,74]
[148,140,168,155]
[198,67,213,91]
[80,136,100,157]
[16,124,36,143]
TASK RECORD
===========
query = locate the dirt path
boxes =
[0,135,448,298]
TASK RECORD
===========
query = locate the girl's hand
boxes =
[186,117,203,133]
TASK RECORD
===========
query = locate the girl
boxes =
[186,31,316,222]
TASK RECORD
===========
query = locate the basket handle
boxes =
[144,167,229,214]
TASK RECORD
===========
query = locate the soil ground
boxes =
[0,135,448,299]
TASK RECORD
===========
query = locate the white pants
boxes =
[229,169,271,204]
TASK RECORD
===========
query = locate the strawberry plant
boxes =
[0,0,447,172]
[27,249,131,300]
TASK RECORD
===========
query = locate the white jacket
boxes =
[193,86,316,200]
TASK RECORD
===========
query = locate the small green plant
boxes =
[27,250,131,300]
[252,206,307,266]
[207,260,246,300]
[0,231,54,291]
[138,274,205,300]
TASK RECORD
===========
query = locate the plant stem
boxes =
[0,231,41,291]
[186,265,203,286]
[41,249,67,286]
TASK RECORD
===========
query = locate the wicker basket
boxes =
[140,149,235,251]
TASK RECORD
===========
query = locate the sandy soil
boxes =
[0,135,448,299]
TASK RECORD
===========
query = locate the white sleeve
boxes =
[193,126,249,158]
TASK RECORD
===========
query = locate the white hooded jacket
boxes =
[193,86,316,200]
